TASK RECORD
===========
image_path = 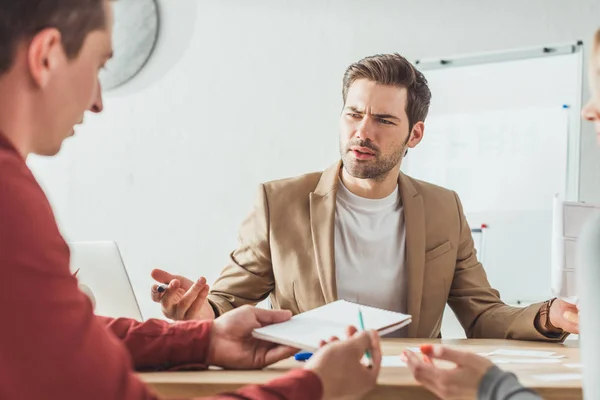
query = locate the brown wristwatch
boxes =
[536,298,564,336]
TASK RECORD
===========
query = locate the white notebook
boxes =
[252,300,412,351]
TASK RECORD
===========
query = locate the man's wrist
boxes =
[535,298,563,336]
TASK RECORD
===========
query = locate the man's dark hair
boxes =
[0,0,109,74]
[342,53,432,131]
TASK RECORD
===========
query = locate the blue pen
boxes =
[294,352,313,361]
[358,308,373,369]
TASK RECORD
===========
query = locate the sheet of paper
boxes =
[381,356,407,367]
[487,349,564,358]
[491,358,563,364]
[532,373,582,382]
[564,363,583,369]
[252,300,411,350]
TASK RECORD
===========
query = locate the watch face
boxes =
[99,0,159,91]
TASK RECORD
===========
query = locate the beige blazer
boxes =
[208,162,558,340]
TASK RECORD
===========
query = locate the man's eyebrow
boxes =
[344,106,401,121]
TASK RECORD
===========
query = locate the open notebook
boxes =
[252,300,412,351]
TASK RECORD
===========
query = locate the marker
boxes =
[157,284,168,293]
[358,308,373,369]
[294,352,313,361]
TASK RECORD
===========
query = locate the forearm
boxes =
[467,301,567,342]
[478,366,542,400]
[199,369,323,400]
[98,316,212,370]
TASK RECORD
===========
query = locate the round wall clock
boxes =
[99,0,160,91]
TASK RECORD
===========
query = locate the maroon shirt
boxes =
[0,132,322,400]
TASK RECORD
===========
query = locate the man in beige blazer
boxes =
[151,53,579,341]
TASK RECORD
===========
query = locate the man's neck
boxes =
[339,166,400,199]
[0,79,32,159]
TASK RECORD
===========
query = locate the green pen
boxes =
[358,308,373,369]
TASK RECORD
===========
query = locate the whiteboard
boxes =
[402,47,583,303]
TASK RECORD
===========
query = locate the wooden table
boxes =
[140,339,582,399]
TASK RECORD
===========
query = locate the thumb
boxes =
[342,330,374,359]
[151,268,175,283]
[564,310,579,324]
[427,345,467,364]
[253,308,293,326]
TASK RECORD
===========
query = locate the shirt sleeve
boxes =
[200,369,323,400]
[97,316,212,371]
[478,366,543,400]
[0,156,162,400]
[0,153,325,400]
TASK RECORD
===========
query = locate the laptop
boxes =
[69,241,143,321]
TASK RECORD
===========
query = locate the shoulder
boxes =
[0,149,61,249]
[403,174,457,201]
[261,170,325,200]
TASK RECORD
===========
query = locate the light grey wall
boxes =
[29,0,600,319]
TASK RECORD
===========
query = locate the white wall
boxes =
[29,0,600,320]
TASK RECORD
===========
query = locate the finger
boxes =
[151,268,177,284]
[368,330,382,375]
[151,269,195,290]
[343,331,375,360]
[404,350,438,385]
[264,345,300,365]
[345,325,358,338]
[329,336,340,342]
[185,283,210,318]
[160,279,185,314]
[177,278,208,313]
[561,319,579,334]
[150,284,164,302]
[252,308,293,326]
[427,345,471,365]
[564,310,579,324]
[319,340,327,348]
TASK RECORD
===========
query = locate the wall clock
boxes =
[99,0,160,91]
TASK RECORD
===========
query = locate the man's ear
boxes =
[407,121,425,149]
[27,28,64,88]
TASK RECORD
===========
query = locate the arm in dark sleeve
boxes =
[97,316,212,371]
[478,366,542,400]
[0,157,160,400]
[201,369,323,400]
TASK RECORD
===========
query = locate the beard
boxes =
[340,138,405,181]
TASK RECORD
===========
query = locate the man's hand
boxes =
[549,298,579,333]
[304,327,381,400]
[206,306,298,369]
[405,344,494,400]
[150,268,215,321]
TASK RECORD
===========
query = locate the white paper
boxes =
[492,358,563,364]
[564,363,583,369]
[252,300,412,351]
[532,373,582,382]
[381,356,407,367]
[487,349,563,358]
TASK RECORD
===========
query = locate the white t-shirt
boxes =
[334,179,407,324]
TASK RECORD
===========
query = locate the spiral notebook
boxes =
[252,300,412,351]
